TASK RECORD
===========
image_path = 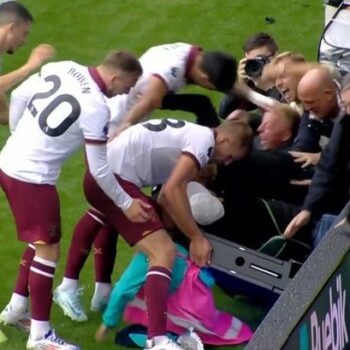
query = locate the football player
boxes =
[54,118,252,350]
[0,50,147,350]
[107,42,237,134]
[0,1,55,124]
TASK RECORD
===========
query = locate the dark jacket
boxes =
[293,111,335,153]
[303,113,350,218]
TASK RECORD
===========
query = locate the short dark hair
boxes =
[0,1,33,26]
[243,32,278,55]
[103,50,142,75]
[200,51,237,91]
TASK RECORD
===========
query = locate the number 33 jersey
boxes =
[107,118,215,187]
[0,61,110,184]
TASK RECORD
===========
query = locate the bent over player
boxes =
[55,118,252,350]
[108,42,237,134]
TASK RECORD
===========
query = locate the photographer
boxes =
[219,32,284,130]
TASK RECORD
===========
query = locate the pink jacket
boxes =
[124,262,253,346]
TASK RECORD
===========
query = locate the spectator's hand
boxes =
[26,44,56,71]
[289,151,321,168]
[189,235,212,267]
[283,209,311,239]
[290,179,312,186]
[238,57,249,83]
[123,198,153,223]
[95,324,109,342]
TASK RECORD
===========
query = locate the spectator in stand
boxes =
[219,32,282,131]
[284,72,350,243]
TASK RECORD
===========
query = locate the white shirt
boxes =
[107,43,201,128]
[0,61,132,210]
[107,118,215,187]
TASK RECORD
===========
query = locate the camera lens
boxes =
[245,59,264,78]
[244,56,270,78]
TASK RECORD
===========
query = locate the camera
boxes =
[245,55,271,78]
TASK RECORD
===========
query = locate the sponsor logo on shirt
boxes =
[103,122,110,136]
[171,67,178,78]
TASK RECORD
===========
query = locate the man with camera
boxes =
[219,32,284,127]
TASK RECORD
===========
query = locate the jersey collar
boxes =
[185,45,202,80]
[88,67,107,95]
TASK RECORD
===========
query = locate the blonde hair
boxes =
[102,50,142,75]
[271,51,306,66]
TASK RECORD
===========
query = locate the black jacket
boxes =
[293,111,335,153]
[303,113,350,218]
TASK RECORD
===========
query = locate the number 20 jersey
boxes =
[107,118,215,188]
[0,61,110,184]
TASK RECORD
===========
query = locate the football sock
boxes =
[29,256,56,335]
[9,293,28,312]
[30,319,51,341]
[64,212,102,280]
[94,224,117,284]
[59,277,79,291]
[93,282,111,301]
[144,266,171,339]
[14,244,35,298]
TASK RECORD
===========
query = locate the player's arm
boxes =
[117,75,168,131]
[0,93,8,125]
[233,82,280,110]
[158,154,212,266]
[0,44,55,94]
[84,142,151,223]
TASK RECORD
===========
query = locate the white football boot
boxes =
[0,303,31,332]
[53,287,87,322]
[26,329,81,350]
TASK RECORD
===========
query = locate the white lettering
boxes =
[308,275,348,350]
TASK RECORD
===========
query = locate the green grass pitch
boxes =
[0,1,323,349]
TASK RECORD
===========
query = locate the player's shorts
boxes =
[0,169,61,244]
[83,171,164,246]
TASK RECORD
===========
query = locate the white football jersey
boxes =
[107,43,201,127]
[107,118,214,187]
[0,61,110,184]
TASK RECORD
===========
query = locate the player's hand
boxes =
[108,121,132,142]
[114,121,132,139]
[238,57,248,83]
[283,210,311,239]
[26,44,56,71]
[189,235,212,267]
[289,151,321,168]
[95,324,109,342]
[123,198,153,223]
